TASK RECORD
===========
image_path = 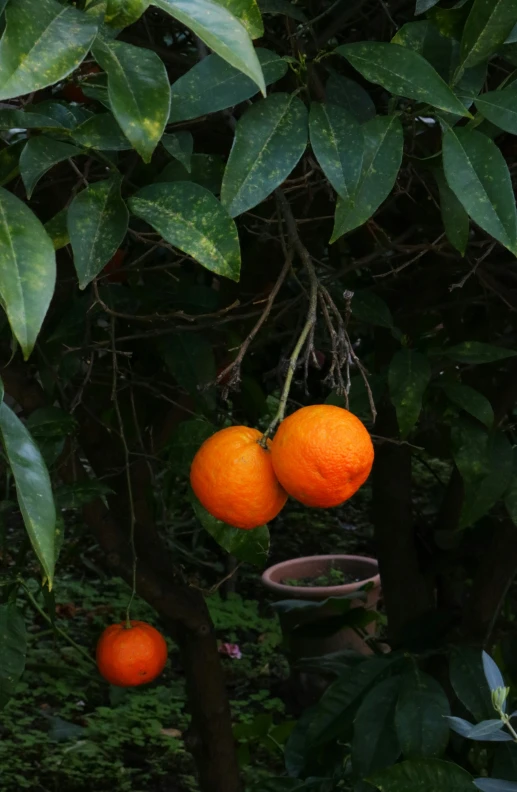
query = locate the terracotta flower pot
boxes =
[262,554,381,659]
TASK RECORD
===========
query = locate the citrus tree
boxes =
[2,0,517,790]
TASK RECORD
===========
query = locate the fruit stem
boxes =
[261,190,319,445]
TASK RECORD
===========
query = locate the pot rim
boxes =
[261,554,380,599]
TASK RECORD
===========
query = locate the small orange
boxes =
[96,620,168,687]
[271,405,374,508]
[190,426,288,529]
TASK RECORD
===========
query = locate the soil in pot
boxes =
[283,564,362,588]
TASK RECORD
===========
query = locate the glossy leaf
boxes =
[451,421,513,528]
[325,72,376,123]
[415,0,441,13]
[153,0,265,94]
[331,115,403,242]
[0,188,56,358]
[474,781,517,792]
[352,676,402,779]
[469,720,506,739]
[0,108,66,130]
[388,349,431,438]
[155,154,225,194]
[443,128,517,254]
[169,48,287,123]
[445,341,517,364]
[336,42,470,117]
[459,0,517,70]
[304,655,405,747]
[309,102,363,200]
[68,177,129,289]
[476,88,517,134]
[392,20,456,81]
[45,209,69,251]
[221,93,308,217]
[192,495,270,566]
[130,182,241,281]
[450,647,495,722]
[105,0,150,27]
[19,136,80,199]
[0,140,25,188]
[351,290,394,329]
[92,38,170,163]
[211,0,263,38]
[369,758,476,791]
[446,716,476,738]
[395,668,450,758]
[483,651,506,695]
[162,131,193,172]
[73,113,133,151]
[443,383,494,428]
[259,0,307,22]
[0,0,98,101]
[0,401,56,586]
[434,168,469,256]
[0,603,26,709]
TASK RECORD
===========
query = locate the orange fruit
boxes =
[190,426,288,529]
[96,620,168,687]
[271,405,374,508]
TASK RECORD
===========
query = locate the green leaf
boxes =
[475,88,517,134]
[325,72,376,123]
[19,136,80,199]
[388,349,431,438]
[23,101,91,130]
[369,758,476,791]
[158,333,216,395]
[304,656,405,747]
[27,407,77,438]
[0,140,24,187]
[221,92,308,217]
[450,647,494,722]
[130,182,241,281]
[45,209,69,251]
[331,115,403,242]
[68,177,128,290]
[452,420,513,528]
[155,154,225,194]
[0,401,56,586]
[309,102,363,200]
[336,42,470,117]
[73,112,133,150]
[444,341,517,363]
[153,0,265,94]
[0,108,66,130]
[459,0,517,70]
[392,21,457,81]
[92,37,170,163]
[0,603,26,709]
[192,494,270,566]
[162,131,193,172]
[258,0,307,22]
[352,676,402,780]
[105,0,150,27]
[54,480,114,510]
[0,187,56,358]
[474,780,517,792]
[169,48,287,123]
[434,167,469,256]
[0,0,98,101]
[351,290,394,329]
[415,0,441,14]
[211,0,263,38]
[443,128,517,254]
[395,668,450,758]
[443,383,494,428]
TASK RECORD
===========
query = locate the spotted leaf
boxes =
[162,132,194,172]
[459,0,517,70]
[152,0,265,94]
[20,136,81,199]
[105,0,150,27]
[336,42,470,117]
[129,181,241,281]
[73,113,133,151]
[92,37,170,163]
[0,188,56,359]
[475,87,517,134]
[211,0,263,38]
[331,115,403,242]
[309,102,364,200]
[68,177,129,289]
[221,92,308,217]
[169,48,287,123]
[389,348,431,438]
[443,128,517,254]
[0,0,98,101]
